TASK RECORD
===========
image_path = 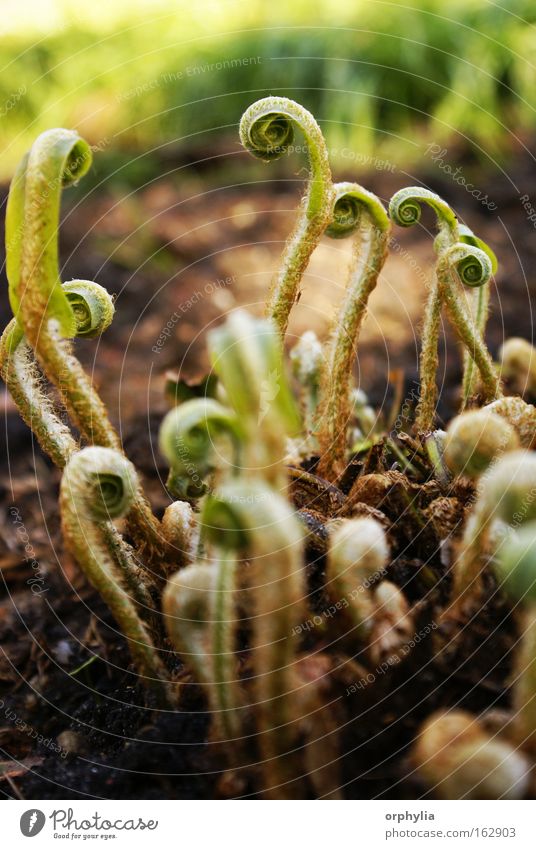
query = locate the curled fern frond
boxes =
[62,280,115,338]
[60,447,173,704]
[437,243,501,404]
[159,397,242,499]
[240,97,333,336]
[317,183,390,479]
[457,224,498,407]
[202,478,305,797]
[5,131,165,568]
[389,186,458,248]
[164,552,241,743]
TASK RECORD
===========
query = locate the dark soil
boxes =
[1,139,535,799]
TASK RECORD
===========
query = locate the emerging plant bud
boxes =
[484,396,536,449]
[413,710,530,799]
[499,337,536,398]
[495,520,536,603]
[495,522,536,753]
[62,280,115,338]
[450,450,536,612]
[444,409,519,478]
[327,517,389,637]
[329,517,389,587]
[369,579,413,664]
[162,500,199,567]
[481,450,536,525]
[317,182,389,478]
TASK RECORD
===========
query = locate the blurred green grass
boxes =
[1,0,535,181]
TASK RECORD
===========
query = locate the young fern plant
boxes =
[163,552,242,745]
[388,188,500,431]
[289,330,324,455]
[60,446,174,706]
[159,397,243,501]
[495,521,536,754]
[160,304,309,790]
[202,478,306,799]
[437,242,501,404]
[326,516,389,641]
[0,279,114,468]
[449,450,536,615]
[458,225,498,406]
[239,97,333,338]
[5,129,166,568]
[413,710,530,799]
[316,182,390,479]
[207,309,301,487]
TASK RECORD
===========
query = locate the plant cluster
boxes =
[3,98,536,799]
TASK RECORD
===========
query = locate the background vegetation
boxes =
[1,0,535,183]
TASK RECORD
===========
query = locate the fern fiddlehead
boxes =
[60,447,173,704]
[240,97,333,337]
[389,188,459,433]
[202,478,306,798]
[458,225,498,407]
[164,551,241,743]
[0,280,115,467]
[5,129,166,568]
[317,182,390,479]
[159,397,242,500]
[436,243,501,404]
[389,188,500,430]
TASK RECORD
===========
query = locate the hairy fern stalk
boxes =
[3,97,536,799]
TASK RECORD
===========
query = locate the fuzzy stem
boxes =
[213,551,241,742]
[0,319,77,467]
[290,330,323,454]
[513,608,536,754]
[450,509,489,613]
[460,284,490,406]
[1,321,158,608]
[415,277,443,432]
[317,183,390,478]
[60,447,173,704]
[239,97,333,337]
